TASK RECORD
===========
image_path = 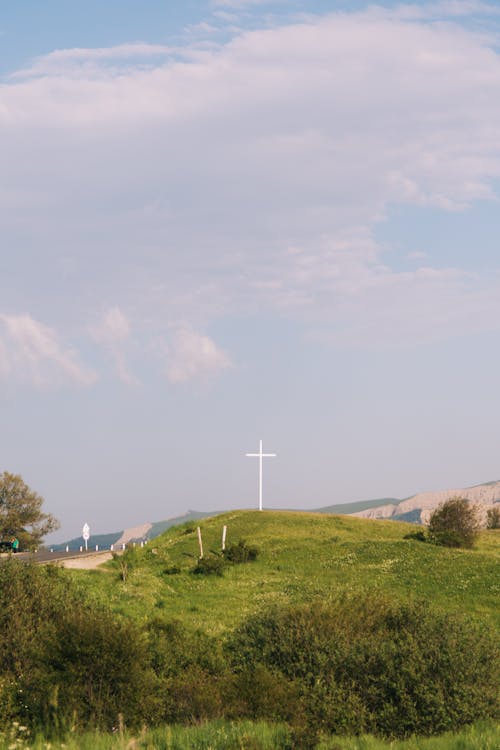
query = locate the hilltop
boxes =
[70,510,500,634]
[53,479,500,550]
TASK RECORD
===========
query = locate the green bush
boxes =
[163,565,181,575]
[45,608,155,732]
[428,530,466,548]
[226,595,500,740]
[403,530,427,542]
[225,665,300,723]
[0,561,156,734]
[223,539,259,564]
[147,619,224,679]
[428,497,481,548]
[486,506,500,529]
[192,554,225,576]
[147,619,227,724]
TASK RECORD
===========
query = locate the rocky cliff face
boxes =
[115,522,153,545]
[351,481,500,524]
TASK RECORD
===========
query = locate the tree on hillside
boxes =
[0,472,59,550]
[486,505,500,529]
[428,496,480,548]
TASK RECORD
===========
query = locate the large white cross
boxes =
[246,439,276,511]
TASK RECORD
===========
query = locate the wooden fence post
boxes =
[197,526,204,559]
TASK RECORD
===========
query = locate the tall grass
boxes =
[1,721,498,750]
[317,720,500,750]
[2,720,292,749]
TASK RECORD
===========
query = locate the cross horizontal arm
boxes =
[246,453,277,457]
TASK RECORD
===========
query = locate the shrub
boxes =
[486,505,500,529]
[226,595,500,740]
[147,619,227,724]
[223,539,259,564]
[225,665,301,723]
[0,560,156,734]
[403,530,427,542]
[163,566,181,575]
[44,608,155,732]
[147,619,224,678]
[192,554,225,576]
[428,497,481,548]
[112,546,142,582]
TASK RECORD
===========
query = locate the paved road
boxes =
[0,550,114,565]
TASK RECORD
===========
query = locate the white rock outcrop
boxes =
[351,481,500,524]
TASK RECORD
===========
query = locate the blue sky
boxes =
[2,1,500,542]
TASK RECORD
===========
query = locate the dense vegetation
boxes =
[0,472,59,550]
[0,511,498,747]
[0,561,152,735]
[427,496,481,548]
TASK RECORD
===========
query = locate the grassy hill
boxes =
[71,510,500,634]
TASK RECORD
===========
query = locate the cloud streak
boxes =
[0,314,97,388]
[89,307,139,386]
[2,4,500,353]
[166,327,232,383]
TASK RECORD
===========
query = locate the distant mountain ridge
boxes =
[346,480,500,524]
[51,480,500,550]
[50,510,217,551]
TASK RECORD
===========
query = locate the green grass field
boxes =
[71,510,500,633]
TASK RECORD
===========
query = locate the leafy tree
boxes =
[486,505,500,529]
[428,496,481,548]
[0,472,59,549]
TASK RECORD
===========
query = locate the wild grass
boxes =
[317,720,500,749]
[2,720,498,749]
[3,720,290,749]
[69,511,500,634]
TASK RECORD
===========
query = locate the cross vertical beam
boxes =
[246,439,277,511]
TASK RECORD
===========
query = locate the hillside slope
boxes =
[53,480,500,550]
[71,510,500,634]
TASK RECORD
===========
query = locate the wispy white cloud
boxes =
[166,327,232,384]
[356,1,500,22]
[212,0,277,8]
[0,314,97,387]
[12,43,175,80]
[89,307,139,386]
[2,5,500,350]
[407,251,429,260]
[428,1,500,17]
[34,43,172,63]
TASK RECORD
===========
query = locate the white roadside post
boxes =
[82,523,90,552]
[246,439,277,511]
